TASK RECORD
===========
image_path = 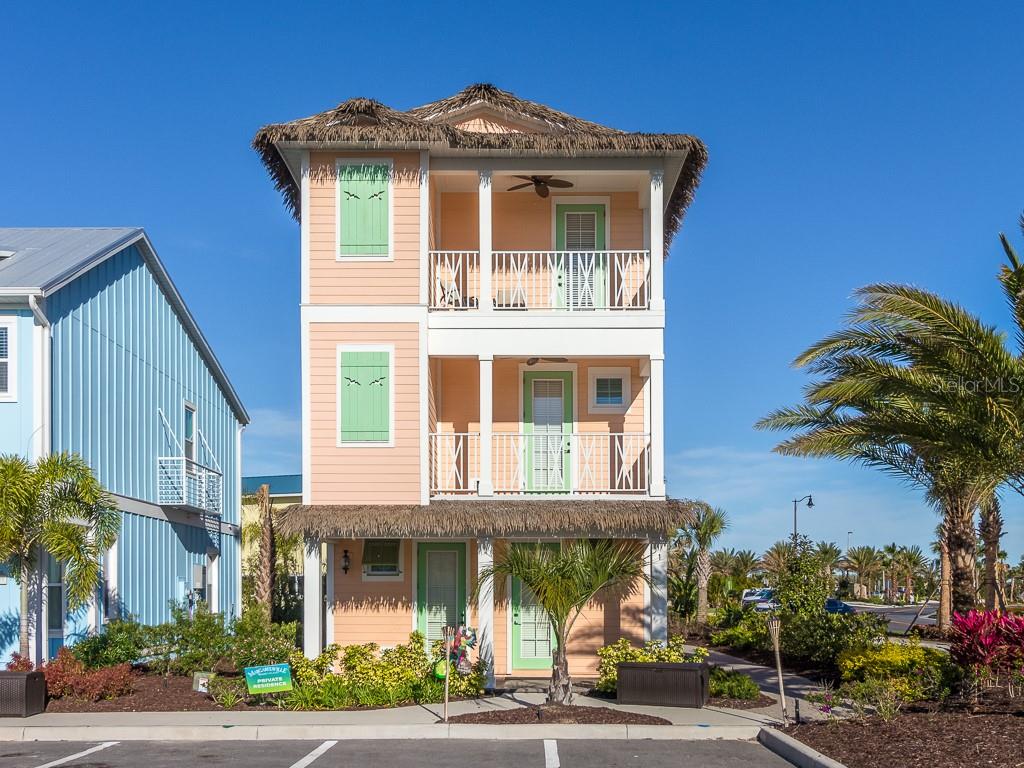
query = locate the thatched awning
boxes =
[277,498,696,540]
[253,84,707,249]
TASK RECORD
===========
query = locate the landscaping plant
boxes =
[147,601,232,676]
[71,618,148,669]
[230,604,298,671]
[708,666,760,700]
[949,609,1024,699]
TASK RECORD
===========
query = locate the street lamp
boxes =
[792,495,814,541]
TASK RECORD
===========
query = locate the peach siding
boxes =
[309,323,421,504]
[308,151,421,305]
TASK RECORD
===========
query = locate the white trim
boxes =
[642,540,652,642]
[335,157,395,262]
[418,150,430,306]
[549,195,611,251]
[304,304,428,323]
[428,327,664,358]
[325,542,335,645]
[478,169,493,313]
[106,536,119,621]
[516,362,579,436]
[359,538,406,582]
[650,536,668,643]
[234,423,243,616]
[207,549,219,613]
[428,309,664,330]
[648,356,666,498]
[505,574,513,673]
[478,355,494,496]
[587,366,631,415]
[0,315,17,402]
[301,319,311,505]
[302,536,323,659]
[301,152,311,305]
[418,314,430,504]
[476,536,495,689]
[649,168,665,311]
[335,343,396,448]
[429,157,665,173]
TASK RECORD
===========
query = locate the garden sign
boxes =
[243,663,293,695]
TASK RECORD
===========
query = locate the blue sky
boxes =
[4,2,1023,560]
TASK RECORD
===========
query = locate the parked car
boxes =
[741,588,772,607]
[825,598,855,615]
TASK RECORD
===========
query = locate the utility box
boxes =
[616,662,710,708]
[192,563,207,600]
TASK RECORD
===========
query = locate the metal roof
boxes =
[242,474,303,497]
[0,228,249,425]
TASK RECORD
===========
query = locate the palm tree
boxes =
[732,550,762,581]
[680,504,729,624]
[816,541,843,579]
[760,540,795,579]
[0,453,119,657]
[893,545,929,603]
[845,545,882,596]
[710,548,738,578]
[931,524,952,628]
[978,494,1005,610]
[476,539,648,704]
[756,273,1024,615]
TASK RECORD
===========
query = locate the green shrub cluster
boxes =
[837,639,955,702]
[229,605,298,672]
[708,666,760,700]
[71,619,149,669]
[595,636,710,693]
[280,632,485,710]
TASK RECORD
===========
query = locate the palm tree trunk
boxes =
[19,568,31,659]
[946,499,978,616]
[254,484,275,610]
[695,549,711,624]
[979,496,1003,612]
[548,644,572,705]
[938,537,951,630]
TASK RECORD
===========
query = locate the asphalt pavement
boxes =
[0,739,792,768]
[848,600,937,634]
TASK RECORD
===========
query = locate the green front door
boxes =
[555,203,607,309]
[511,543,560,670]
[416,543,467,644]
[523,371,573,493]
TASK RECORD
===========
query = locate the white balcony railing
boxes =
[157,457,223,515]
[427,250,650,311]
[429,432,650,496]
[429,432,480,494]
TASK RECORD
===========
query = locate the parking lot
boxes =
[0,739,792,768]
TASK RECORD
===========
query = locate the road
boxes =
[848,600,937,634]
[0,739,791,768]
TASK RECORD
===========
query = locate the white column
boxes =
[106,537,119,620]
[649,355,666,497]
[477,536,495,690]
[650,536,669,644]
[649,168,665,312]
[478,169,493,312]
[478,354,494,496]
[303,537,323,659]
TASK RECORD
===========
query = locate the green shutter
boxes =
[340,351,390,442]
[338,163,389,256]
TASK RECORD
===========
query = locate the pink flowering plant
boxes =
[950,610,1024,699]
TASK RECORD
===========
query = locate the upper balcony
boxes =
[426,168,665,314]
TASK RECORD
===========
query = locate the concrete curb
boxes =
[757,727,848,768]
[0,723,764,742]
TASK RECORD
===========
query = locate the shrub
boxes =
[841,677,906,722]
[781,612,886,671]
[72,618,148,669]
[289,644,341,687]
[208,675,248,709]
[6,653,34,672]
[40,648,134,701]
[147,601,232,676]
[595,636,709,693]
[709,666,760,700]
[230,605,298,671]
[838,639,953,701]
[711,611,770,653]
[43,648,85,698]
[950,609,1024,693]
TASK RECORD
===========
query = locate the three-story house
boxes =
[254,85,706,684]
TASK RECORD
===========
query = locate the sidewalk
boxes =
[0,692,777,742]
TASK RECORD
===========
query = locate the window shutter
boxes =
[340,350,390,442]
[0,326,7,393]
[339,163,389,256]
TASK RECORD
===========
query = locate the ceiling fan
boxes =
[507,175,573,198]
[526,357,569,366]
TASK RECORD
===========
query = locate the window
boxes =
[338,347,392,446]
[46,557,65,659]
[184,403,196,462]
[337,160,391,259]
[587,367,631,414]
[0,318,15,401]
[363,539,401,577]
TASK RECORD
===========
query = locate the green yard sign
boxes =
[243,663,293,694]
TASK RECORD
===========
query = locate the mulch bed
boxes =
[709,693,776,710]
[446,704,670,725]
[45,673,256,712]
[786,711,1024,768]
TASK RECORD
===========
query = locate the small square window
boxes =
[363,539,401,576]
[595,377,624,406]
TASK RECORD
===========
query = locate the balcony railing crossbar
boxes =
[157,456,223,516]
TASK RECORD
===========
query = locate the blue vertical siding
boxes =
[44,243,242,632]
[47,244,240,526]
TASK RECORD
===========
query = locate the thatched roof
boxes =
[276,498,696,540]
[252,84,707,249]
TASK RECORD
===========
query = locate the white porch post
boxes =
[478,169,493,312]
[478,354,494,496]
[649,355,666,497]
[649,535,669,643]
[303,536,323,659]
[477,536,496,689]
[649,168,665,312]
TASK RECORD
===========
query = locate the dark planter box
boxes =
[0,671,46,717]
[616,662,709,708]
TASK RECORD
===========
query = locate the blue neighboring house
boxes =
[0,228,249,663]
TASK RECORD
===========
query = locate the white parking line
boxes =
[544,739,560,768]
[287,740,338,768]
[33,741,118,768]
